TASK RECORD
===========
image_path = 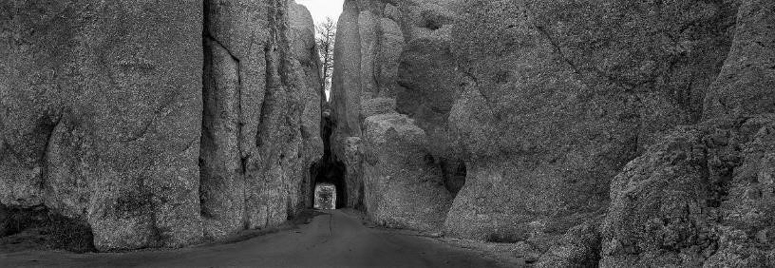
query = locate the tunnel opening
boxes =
[309,110,348,209]
[309,158,347,209]
[313,183,337,209]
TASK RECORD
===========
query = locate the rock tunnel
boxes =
[6,0,775,266]
[309,111,348,209]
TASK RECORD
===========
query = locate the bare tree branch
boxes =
[316,17,336,95]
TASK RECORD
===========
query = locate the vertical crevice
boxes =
[439,158,466,198]
[309,109,348,209]
[38,115,61,191]
[199,0,210,220]
[199,0,248,238]
[199,0,211,221]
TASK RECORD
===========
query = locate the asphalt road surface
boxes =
[0,210,511,267]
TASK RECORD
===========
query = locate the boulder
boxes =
[362,114,453,231]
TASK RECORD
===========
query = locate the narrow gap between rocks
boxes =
[309,110,348,209]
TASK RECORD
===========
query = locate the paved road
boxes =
[0,210,509,267]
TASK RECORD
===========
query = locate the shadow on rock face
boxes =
[0,204,95,253]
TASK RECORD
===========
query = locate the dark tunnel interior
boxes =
[309,110,347,209]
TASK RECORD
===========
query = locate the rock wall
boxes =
[601,0,775,266]
[3,0,774,264]
[200,0,316,241]
[290,0,325,215]
[330,0,365,209]
[326,0,775,265]
[329,0,461,230]
[1,0,204,250]
[330,0,738,240]
[1,0,322,250]
[704,0,775,119]
[445,0,736,242]
[600,115,775,267]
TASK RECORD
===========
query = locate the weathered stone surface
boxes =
[536,221,602,268]
[290,0,325,214]
[600,1,775,266]
[704,0,775,119]
[359,11,379,98]
[201,0,321,239]
[396,32,459,130]
[331,0,362,138]
[601,115,775,267]
[1,0,321,251]
[384,4,400,21]
[0,0,204,250]
[361,97,397,118]
[328,0,463,232]
[331,0,364,163]
[398,1,456,40]
[444,0,735,242]
[376,18,405,96]
[362,114,453,231]
[343,137,364,209]
[201,0,282,239]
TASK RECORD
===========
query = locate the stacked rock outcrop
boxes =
[330,0,775,266]
[330,0,461,231]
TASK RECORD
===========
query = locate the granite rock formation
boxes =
[704,0,775,119]
[601,116,775,267]
[3,0,775,264]
[1,0,322,250]
[290,1,326,212]
[329,0,462,231]
[445,0,736,242]
[199,0,318,242]
[362,114,452,231]
[328,0,775,266]
[602,0,775,266]
[1,0,204,250]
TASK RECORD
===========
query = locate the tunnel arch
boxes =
[308,109,348,209]
[310,159,347,209]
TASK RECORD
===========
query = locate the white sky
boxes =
[296,0,345,25]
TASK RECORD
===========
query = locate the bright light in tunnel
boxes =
[314,183,337,210]
[296,0,344,25]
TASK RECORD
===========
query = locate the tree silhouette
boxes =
[316,17,336,97]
